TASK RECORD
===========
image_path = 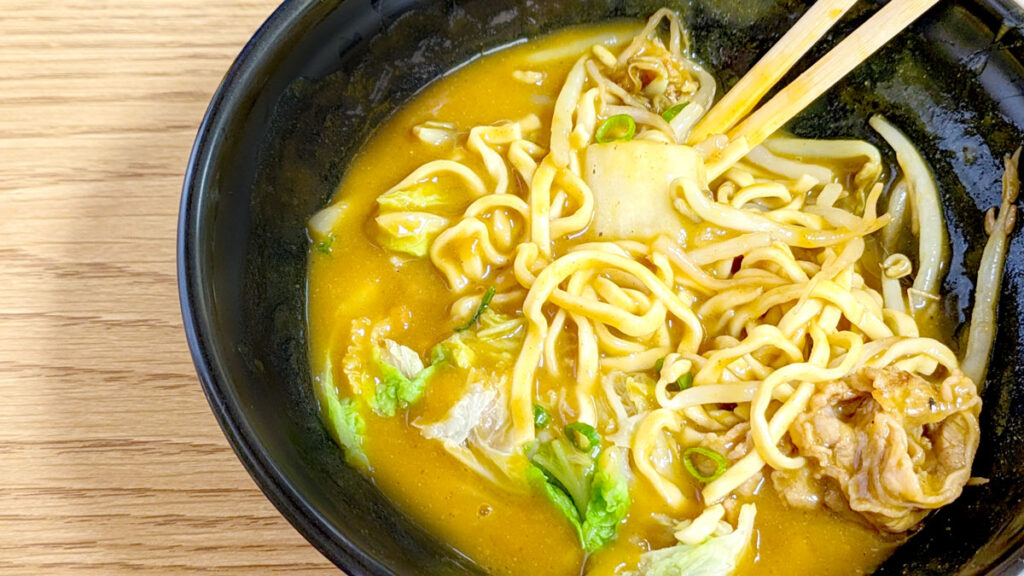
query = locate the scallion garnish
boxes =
[533,404,551,429]
[676,371,693,391]
[595,114,636,143]
[661,102,690,122]
[654,356,666,373]
[455,286,496,332]
[316,235,334,254]
[565,422,602,457]
[683,446,728,483]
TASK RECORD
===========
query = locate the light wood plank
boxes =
[0,0,339,573]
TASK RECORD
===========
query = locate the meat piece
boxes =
[702,422,753,462]
[772,465,824,509]
[786,367,981,532]
[702,423,763,497]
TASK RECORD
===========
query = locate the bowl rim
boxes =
[176,0,385,573]
[176,1,1024,575]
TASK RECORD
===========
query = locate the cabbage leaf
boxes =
[582,448,631,551]
[317,357,368,470]
[419,382,498,446]
[527,426,631,552]
[376,184,449,211]
[414,373,522,489]
[324,395,369,470]
[634,503,757,576]
[308,201,351,241]
[412,311,528,488]
[429,336,476,370]
[430,308,525,370]
[528,463,584,541]
[529,428,597,516]
[583,141,695,241]
[375,211,449,257]
[370,339,438,417]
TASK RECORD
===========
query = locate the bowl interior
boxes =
[180,0,1024,574]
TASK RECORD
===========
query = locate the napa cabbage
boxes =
[308,201,350,242]
[339,318,442,417]
[633,504,757,576]
[527,424,631,552]
[376,184,449,211]
[414,373,521,489]
[375,211,449,257]
[316,357,368,469]
[418,382,499,446]
[430,308,525,370]
[412,308,528,487]
[370,338,439,417]
[582,448,631,551]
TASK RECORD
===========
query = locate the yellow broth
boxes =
[307,22,899,576]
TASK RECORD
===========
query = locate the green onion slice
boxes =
[565,422,602,457]
[654,356,666,373]
[661,102,690,123]
[455,286,496,332]
[315,235,334,254]
[676,372,694,391]
[683,446,728,483]
[595,114,636,143]
[533,405,551,429]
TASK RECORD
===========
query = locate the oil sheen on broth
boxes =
[306,12,993,576]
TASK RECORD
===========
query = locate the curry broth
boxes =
[308,22,897,576]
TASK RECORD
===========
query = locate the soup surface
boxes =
[307,13,990,576]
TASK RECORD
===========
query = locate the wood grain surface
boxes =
[0,1,338,573]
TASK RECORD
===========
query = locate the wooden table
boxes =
[0,1,338,573]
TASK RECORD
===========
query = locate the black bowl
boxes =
[179,1,1024,574]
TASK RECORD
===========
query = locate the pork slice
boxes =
[788,367,981,532]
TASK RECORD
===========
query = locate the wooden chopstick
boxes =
[724,0,941,152]
[687,0,860,145]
